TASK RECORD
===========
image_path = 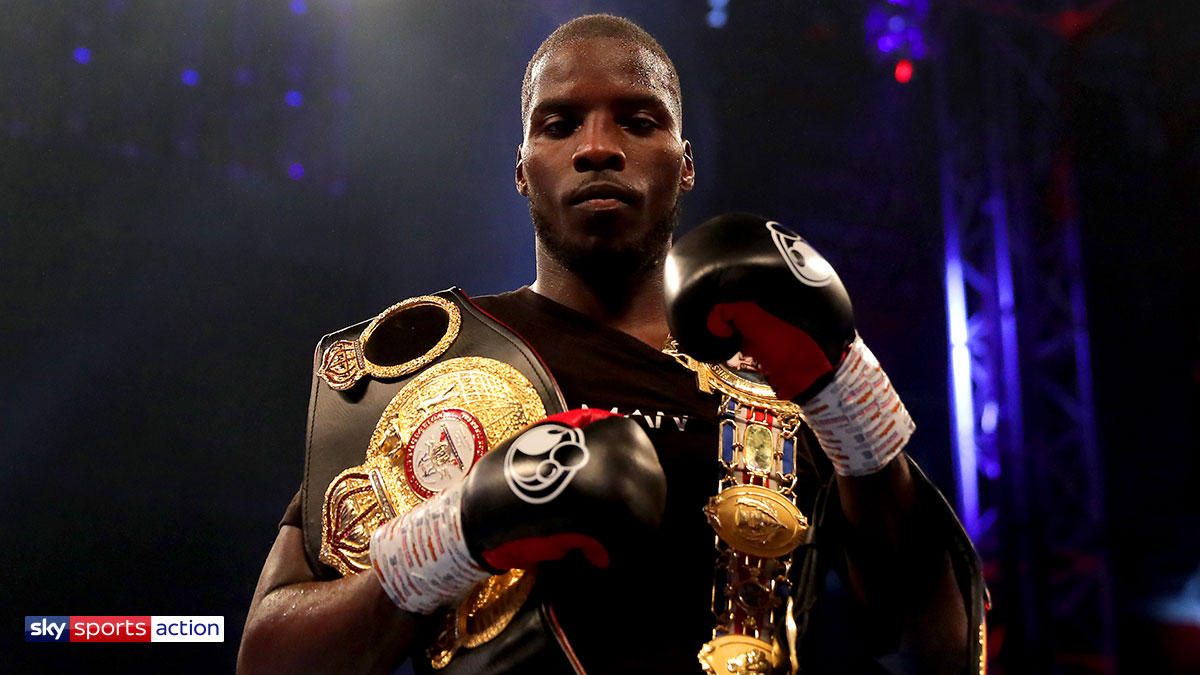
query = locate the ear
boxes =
[515,145,529,197]
[679,140,695,191]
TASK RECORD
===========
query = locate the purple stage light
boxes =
[864,7,887,32]
[181,69,200,86]
[285,90,303,107]
[866,1,929,59]
[290,0,307,15]
[287,163,304,180]
[73,47,92,64]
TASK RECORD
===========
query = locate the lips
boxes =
[567,181,639,206]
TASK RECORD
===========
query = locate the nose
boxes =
[572,117,625,173]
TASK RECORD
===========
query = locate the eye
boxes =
[540,117,576,138]
[623,115,660,135]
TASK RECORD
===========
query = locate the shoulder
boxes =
[470,286,537,317]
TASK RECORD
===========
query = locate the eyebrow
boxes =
[529,94,674,120]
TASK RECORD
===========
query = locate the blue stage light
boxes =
[181,69,200,86]
[290,0,307,15]
[706,0,728,28]
[73,47,92,64]
[288,163,304,180]
[865,1,929,60]
[285,90,303,107]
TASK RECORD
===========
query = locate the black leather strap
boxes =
[300,287,567,578]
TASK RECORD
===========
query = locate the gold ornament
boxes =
[427,569,537,669]
[318,295,461,391]
[320,356,547,668]
[704,485,809,559]
[698,635,782,675]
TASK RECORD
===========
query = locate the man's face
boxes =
[517,37,694,278]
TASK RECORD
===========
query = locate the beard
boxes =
[530,197,681,287]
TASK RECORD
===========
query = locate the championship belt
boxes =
[300,288,576,672]
[666,338,991,674]
[664,339,810,675]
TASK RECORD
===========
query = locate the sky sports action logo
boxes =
[25,616,224,643]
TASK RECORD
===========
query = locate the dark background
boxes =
[2,0,1196,672]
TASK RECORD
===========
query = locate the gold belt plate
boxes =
[319,356,547,666]
[698,634,782,675]
[318,295,461,391]
[427,568,537,669]
[320,356,547,574]
[704,485,809,559]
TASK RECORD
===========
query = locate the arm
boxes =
[665,213,978,670]
[837,458,968,669]
[240,410,667,674]
[237,524,422,675]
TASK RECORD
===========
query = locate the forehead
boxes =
[526,37,678,119]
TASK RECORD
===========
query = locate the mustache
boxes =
[565,175,640,205]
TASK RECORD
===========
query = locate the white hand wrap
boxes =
[799,335,915,477]
[369,482,491,615]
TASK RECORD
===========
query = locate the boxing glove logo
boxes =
[503,423,591,505]
[766,221,835,287]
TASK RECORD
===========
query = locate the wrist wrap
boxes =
[370,482,491,615]
[800,335,915,476]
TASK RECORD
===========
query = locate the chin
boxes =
[532,200,680,279]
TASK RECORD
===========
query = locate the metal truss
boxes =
[932,3,1115,672]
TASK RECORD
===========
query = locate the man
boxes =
[239,14,983,674]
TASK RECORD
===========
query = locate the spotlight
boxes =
[706,0,728,28]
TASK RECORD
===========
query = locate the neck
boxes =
[530,245,670,349]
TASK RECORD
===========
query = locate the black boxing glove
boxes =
[665,213,914,476]
[370,409,666,614]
